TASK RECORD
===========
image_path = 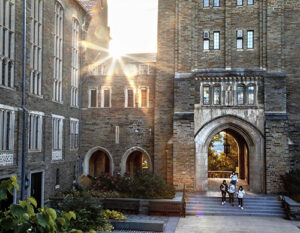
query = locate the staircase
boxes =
[185,193,286,217]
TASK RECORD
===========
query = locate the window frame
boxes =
[237,85,245,105]
[71,18,80,107]
[236,30,243,49]
[247,0,254,5]
[213,0,220,7]
[28,111,44,152]
[70,118,79,150]
[51,114,64,161]
[213,85,221,105]
[125,88,135,108]
[247,30,254,49]
[247,84,256,105]
[101,86,111,108]
[88,88,98,108]
[0,104,16,153]
[213,31,220,50]
[139,87,149,108]
[237,0,243,6]
[203,85,211,105]
[203,0,210,8]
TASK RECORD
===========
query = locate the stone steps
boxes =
[185,195,286,217]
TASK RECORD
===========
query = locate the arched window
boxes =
[203,85,210,105]
[247,85,255,105]
[213,85,221,105]
[237,85,245,105]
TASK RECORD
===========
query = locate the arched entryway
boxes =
[83,146,114,176]
[121,147,153,176]
[208,129,249,191]
[195,116,264,193]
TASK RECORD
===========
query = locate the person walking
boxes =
[220,180,228,205]
[237,186,246,210]
[228,181,236,206]
[230,171,238,187]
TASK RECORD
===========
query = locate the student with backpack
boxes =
[228,181,236,206]
[220,180,228,205]
[237,186,246,210]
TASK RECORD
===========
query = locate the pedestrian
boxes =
[230,171,238,187]
[220,180,228,205]
[228,181,236,206]
[237,186,246,210]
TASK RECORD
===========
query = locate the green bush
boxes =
[281,169,300,202]
[0,177,90,233]
[91,170,175,199]
[57,197,113,232]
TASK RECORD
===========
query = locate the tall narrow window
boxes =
[247,30,254,49]
[203,0,209,7]
[237,85,245,105]
[125,88,134,108]
[53,2,63,102]
[237,0,243,6]
[52,115,64,160]
[30,0,43,96]
[115,126,119,144]
[71,19,79,107]
[213,32,220,50]
[213,86,221,105]
[104,89,110,108]
[213,0,220,7]
[236,30,243,49]
[0,107,15,151]
[248,0,254,5]
[28,112,43,151]
[70,119,79,150]
[247,85,255,105]
[0,0,15,88]
[203,31,210,50]
[89,89,97,108]
[139,87,149,108]
[203,86,210,105]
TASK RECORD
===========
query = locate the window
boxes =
[203,86,210,105]
[115,126,119,144]
[237,0,243,6]
[28,112,43,151]
[138,64,149,75]
[89,89,97,108]
[52,115,64,160]
[237,85,245,105]
[213,0,220,7]
[236,30,243,49]
[247,30,254,49]
[71,19,79,107]
[213,32,220,50]
[248,0,254,5]
[101,87,111,108]
[0,0,15,88]
[203,31,210,50]
[203,0,209,7]
[30,0,43,96]
[70,118,79,150]
[213,86,221,105]
[0,106,15,151]
[139,87,149,108]
[247,85,255,105]
[125,88,135,108]
[53,2,63,102]
[55,168,60,189]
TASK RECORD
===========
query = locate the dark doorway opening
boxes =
[30,172,43,208]
[126,151,149,177]
[89,150,110,177]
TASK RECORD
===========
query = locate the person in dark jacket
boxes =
[220,180,228,205]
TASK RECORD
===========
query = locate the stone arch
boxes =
[83,146,114,176]
[120,147,153,175]
[195,115,265,193]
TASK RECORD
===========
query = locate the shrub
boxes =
[281,169,300,202]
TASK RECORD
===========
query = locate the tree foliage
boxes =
[208,132,239,171]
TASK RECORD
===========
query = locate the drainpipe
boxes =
[21,0,27,200]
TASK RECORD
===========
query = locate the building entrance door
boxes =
[30,172,42,208]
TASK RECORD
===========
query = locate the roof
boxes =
[76,0,99,15]
[122,53,157,63]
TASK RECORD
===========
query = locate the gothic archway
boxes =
[195,116,264,193]
[83,146,114,176]
[120,147,152,176]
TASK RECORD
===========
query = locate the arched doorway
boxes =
[126,151,149,177]
[83,146,114,176]
[120,147,153,176]
[89,150,110,177]
[208,129,249,191]
[195,116,264,193]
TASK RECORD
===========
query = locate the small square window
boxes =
[204,0,210,8]
[213,0,220,7]
[237,0,243,6]
[248,0,254,5]
[204,40,210,50]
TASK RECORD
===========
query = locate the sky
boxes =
[107,0,158,55]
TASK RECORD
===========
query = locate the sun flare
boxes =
[109,40,125,59]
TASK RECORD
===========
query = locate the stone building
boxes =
[1,0,300,209]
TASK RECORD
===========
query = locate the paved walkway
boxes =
[175,216,300,233]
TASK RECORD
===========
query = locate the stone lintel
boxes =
[265,112,288,120]
[174,112,194,121]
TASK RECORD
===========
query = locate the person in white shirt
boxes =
[228,181,236,206]
[230,171,238,187]
[237,186,246,210]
